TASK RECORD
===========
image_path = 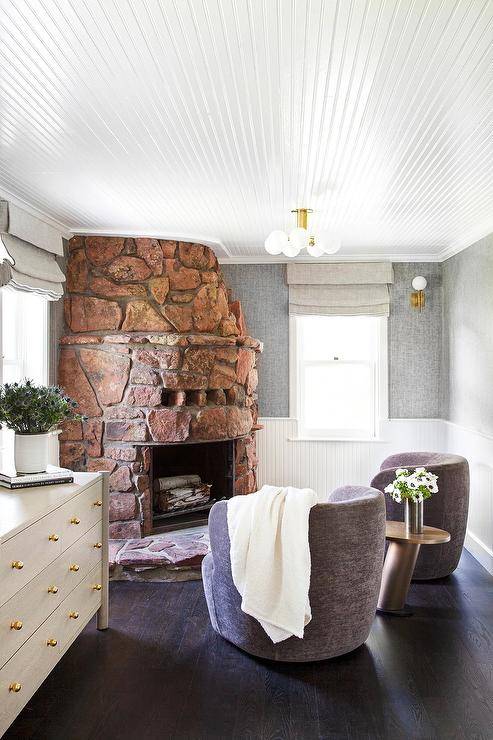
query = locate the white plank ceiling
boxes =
[0,0,492,261]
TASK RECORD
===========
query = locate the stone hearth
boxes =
[58,236,262,538]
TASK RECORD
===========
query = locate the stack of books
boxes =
[0,465,74,490]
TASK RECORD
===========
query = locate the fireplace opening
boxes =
[150,440,235,533]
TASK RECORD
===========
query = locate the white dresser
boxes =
[0,472,109,736]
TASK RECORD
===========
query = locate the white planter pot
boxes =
[14,433,50,474]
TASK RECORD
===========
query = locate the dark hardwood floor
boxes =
[5,550,493,740]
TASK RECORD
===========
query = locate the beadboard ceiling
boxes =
[0,0,492,262]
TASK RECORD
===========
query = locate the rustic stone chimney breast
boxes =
[59,237,262,538]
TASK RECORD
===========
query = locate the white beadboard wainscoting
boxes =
[257,417,493,575]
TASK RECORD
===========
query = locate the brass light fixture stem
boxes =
[291,208,313,230]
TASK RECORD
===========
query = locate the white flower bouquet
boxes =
[384,467,438,504]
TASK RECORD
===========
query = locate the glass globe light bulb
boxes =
[289,227,309,250]
[412,276,427,291]
[283,242,301,258]
[264,230,288,255]
[316,231,341,255]
[306,241,325,257]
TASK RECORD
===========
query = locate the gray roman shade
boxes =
[0,202,65,299]
[287,262,394,317]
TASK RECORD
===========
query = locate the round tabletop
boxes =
[385,521,451,545]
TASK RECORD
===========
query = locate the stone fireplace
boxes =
[58,236,261,538]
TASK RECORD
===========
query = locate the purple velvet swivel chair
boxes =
[371,452,469,580]
[202,486,385,662]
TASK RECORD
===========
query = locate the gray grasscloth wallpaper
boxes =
[222,264,289,417]
[223,262,444,418]
[389,262,443,418]
[442,232,493,437]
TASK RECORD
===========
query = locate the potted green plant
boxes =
[0,380,85,474]
[384,467,439,534]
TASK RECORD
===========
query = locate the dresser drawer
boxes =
[0,602,64,736]
[58,564,102,650]
[0,510,64,606]
[58,482,103,548]
[0,522,102,666]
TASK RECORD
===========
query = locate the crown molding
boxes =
[437,222,493,263]
[0,187,72,240]
[217,252,444,265]
[72,228,232,259]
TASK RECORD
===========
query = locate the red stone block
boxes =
[161,372,207,390]
[149,276,169,304]
[60,441,85,471]
[207,389,226,405]
[90,277,146,298]
[59,420,83,441]
[106,256,152,282]
[201,271,218,284]
[105,446,138,462]
[136,474,149,493]
[209,363,236,389]
[229,299,248,336]
[234,472,256,495]
[65,296,122,333]
[122,301,172,331]
[105,420,147,442]
[79,349,130,406]
[109,465,133,493]
[178,242,211,270]
[188,390,207,406]
[167,390,186,406]
[226,407,253,437]
[159,240,177,258]
[162,304,193,332]
[147,408,191,442]
[86,458,117,473]
[68,235,84,251]
[60,335,102,345]
[236,348,255,385]
[67,249,88,292]
[170,293,194,303]
[104,407,145,419]
[141,446,151,473]
[226,384,246,406]
[166,261,201,290]
[246,368,259,395]
[85,236,125,265]
[218,316,240,337]
[58,349,101,417]
[187,334,237,346]
[190,407,227,440]
[134,348,181,370]
[215,347,238,363]
[135,238,163,276]
[126,385,162,407]
[130,365,160,385]
[182,348,216,374]
[109,520,141,539]
[83,419,103,457]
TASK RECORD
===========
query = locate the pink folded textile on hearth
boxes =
[227,484,318,643]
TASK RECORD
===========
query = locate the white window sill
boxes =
[287,436,388,443]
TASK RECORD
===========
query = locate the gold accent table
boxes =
[377,521,450,616]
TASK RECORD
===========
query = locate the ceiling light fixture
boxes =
[264,208,341,258]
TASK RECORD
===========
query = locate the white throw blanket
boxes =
[227,484,318,644]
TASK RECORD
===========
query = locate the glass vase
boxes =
[405,499,423,535]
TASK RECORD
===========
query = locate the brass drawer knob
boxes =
[69,611,79,620]
[46,638,58,647]
[70,517,80,525]
[11,560,24,570]
[10,620,23,631]
[48,533,59,542]
[9,682,22,693]
[93,542,102,549]
[47,585,59,594]
[69,563,80,572]
[92,584,102,591]
[93,500,102,507]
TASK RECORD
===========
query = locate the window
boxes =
[291,315,387,439]
[0,288,48,385]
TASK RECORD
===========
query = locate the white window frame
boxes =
[0,289,50,386]
[289,314,388,441]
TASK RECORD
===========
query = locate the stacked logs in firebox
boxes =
[154,474,212,514]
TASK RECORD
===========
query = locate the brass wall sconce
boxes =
[410,276,427,311]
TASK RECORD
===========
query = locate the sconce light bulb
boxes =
[412,276,427,291]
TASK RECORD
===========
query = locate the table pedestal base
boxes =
[377,541,421,616]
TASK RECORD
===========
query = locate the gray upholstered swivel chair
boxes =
[202,486,386,662]
[371,452,469,580]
